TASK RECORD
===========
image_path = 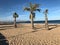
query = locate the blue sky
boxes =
[0,0,60,21]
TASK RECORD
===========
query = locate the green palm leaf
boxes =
[36,9,41,12]
[24,3,41,29]
[24,7,30,11]
[13,12,18,18]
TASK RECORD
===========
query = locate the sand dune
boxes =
[0,24,60,45]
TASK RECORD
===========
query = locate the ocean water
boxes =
[17,20,60,24]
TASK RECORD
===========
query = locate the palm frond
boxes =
[30,2,33,8]
[24,7,30,11]
[33,4,39,9]
[45,9,48,13]
[36,9,41,12]
[31,4,40,11]
[13,12,19,18]
[44,9,48,14]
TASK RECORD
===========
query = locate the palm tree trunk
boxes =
[45,14,49,30]
[14,18,17,28]
[31,13,34,29]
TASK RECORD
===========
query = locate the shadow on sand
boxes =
[33,24,59,30]
[0,25,13,30]
[48,24,58,30]
[0,33,9,45]
[33,26,45,30]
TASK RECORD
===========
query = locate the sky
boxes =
[0,0,60,21]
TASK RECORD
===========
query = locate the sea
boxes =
[0,20,60,25]
[17,20,60,24]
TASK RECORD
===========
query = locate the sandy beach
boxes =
[0,23,60,45]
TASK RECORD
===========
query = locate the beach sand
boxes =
[0,23,60,45]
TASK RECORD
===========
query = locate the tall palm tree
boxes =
[13,12,19,28]
[44,9,49,30]
[24,3,40,29]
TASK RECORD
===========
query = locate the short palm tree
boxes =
[13,12,19,28]
[24,3,40,29]
[44,9,49,30]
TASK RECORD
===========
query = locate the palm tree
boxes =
[13,12,19,28]
[24,3,40,29]
[44,9,49,30]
